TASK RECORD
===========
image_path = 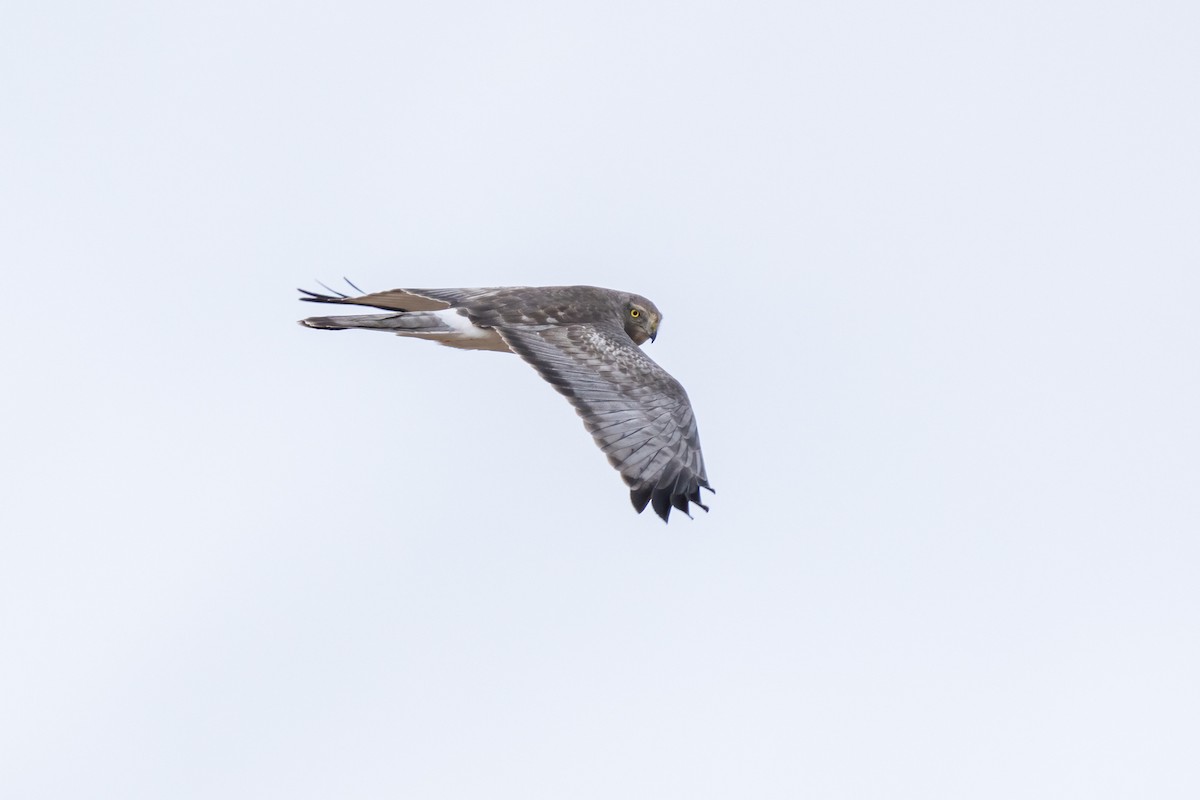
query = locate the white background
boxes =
[3,2,1198,797]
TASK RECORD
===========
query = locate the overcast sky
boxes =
[2,2,1198,798]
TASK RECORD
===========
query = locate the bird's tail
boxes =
[298,312,456,334]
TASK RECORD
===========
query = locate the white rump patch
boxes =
[434,309,511,352]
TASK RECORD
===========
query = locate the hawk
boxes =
[298,282,713,521]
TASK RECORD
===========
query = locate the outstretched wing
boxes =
[497,322,711,522]
[298,282,501,312]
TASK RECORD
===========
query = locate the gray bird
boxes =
[298,282,713,521]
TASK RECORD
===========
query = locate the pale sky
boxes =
[3,2,1198,798]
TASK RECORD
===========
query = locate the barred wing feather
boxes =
[497,323,711,521]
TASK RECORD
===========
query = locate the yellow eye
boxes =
[630,308,641,318]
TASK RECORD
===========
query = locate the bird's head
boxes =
[623,294,662,345]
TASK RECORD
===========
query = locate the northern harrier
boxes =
[298,282,713,521]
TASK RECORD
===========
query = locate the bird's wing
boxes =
[497,322,711,522]
[298,282,501,312]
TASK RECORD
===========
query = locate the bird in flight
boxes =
[298,281,713,521]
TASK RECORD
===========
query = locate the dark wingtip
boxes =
[650,489,673,522]
[299,280,365,304]
[316,279,350,298]
[631,478,713,522]
[671,495,693,519]
[298,286,345,304]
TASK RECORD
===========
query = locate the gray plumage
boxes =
[298,282,713,522]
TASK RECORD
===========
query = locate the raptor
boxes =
[299,282,713,522]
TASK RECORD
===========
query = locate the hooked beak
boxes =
[650,328,657,343]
